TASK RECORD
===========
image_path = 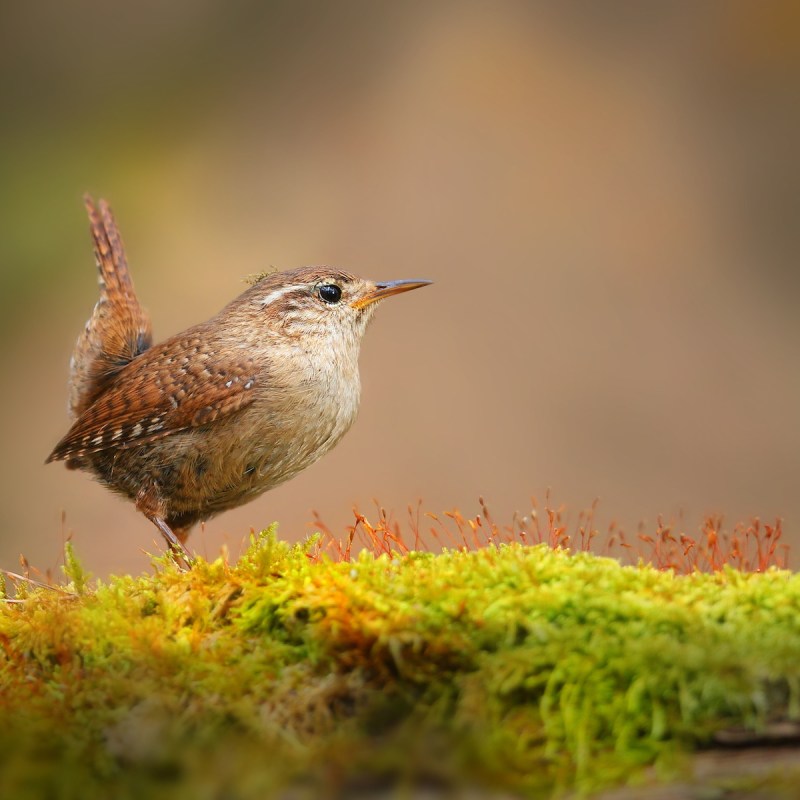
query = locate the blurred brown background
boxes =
[1,1,798,576]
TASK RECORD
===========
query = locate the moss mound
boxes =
[1,531,799,798]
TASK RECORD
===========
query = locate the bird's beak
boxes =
[351,279,433,309]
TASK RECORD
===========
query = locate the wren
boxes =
[47,196,431,562]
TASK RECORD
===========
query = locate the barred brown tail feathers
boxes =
[67,195,152,419]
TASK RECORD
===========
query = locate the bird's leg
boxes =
[135,485,194,569]
[145,514,195,569]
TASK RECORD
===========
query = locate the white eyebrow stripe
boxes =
[257,284,307,308]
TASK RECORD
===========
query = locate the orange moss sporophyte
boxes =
[0,501,797,798]
[310,496,788,574]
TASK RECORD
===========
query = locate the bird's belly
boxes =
[164,387,359,517]
[86,370,361,523]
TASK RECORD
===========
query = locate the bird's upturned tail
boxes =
[67,195,153,419]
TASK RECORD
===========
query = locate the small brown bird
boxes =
[47,196,431,562]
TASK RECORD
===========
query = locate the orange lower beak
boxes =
[351,279,433,309]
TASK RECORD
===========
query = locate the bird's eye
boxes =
[317,284,342,304]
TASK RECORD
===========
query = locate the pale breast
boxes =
[168,339,363,518]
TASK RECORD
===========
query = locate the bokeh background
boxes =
[1,1,798,576]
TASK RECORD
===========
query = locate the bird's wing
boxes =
[48,346,259,463]
[67,195,153,419]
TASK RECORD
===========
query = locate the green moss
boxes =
[1,530,799,798]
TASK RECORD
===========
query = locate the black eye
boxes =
[317,284,342,304]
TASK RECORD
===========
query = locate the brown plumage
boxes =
[47,196,431,563]
[68,196,152,419]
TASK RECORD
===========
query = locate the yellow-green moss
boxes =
[1,530,799,798]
